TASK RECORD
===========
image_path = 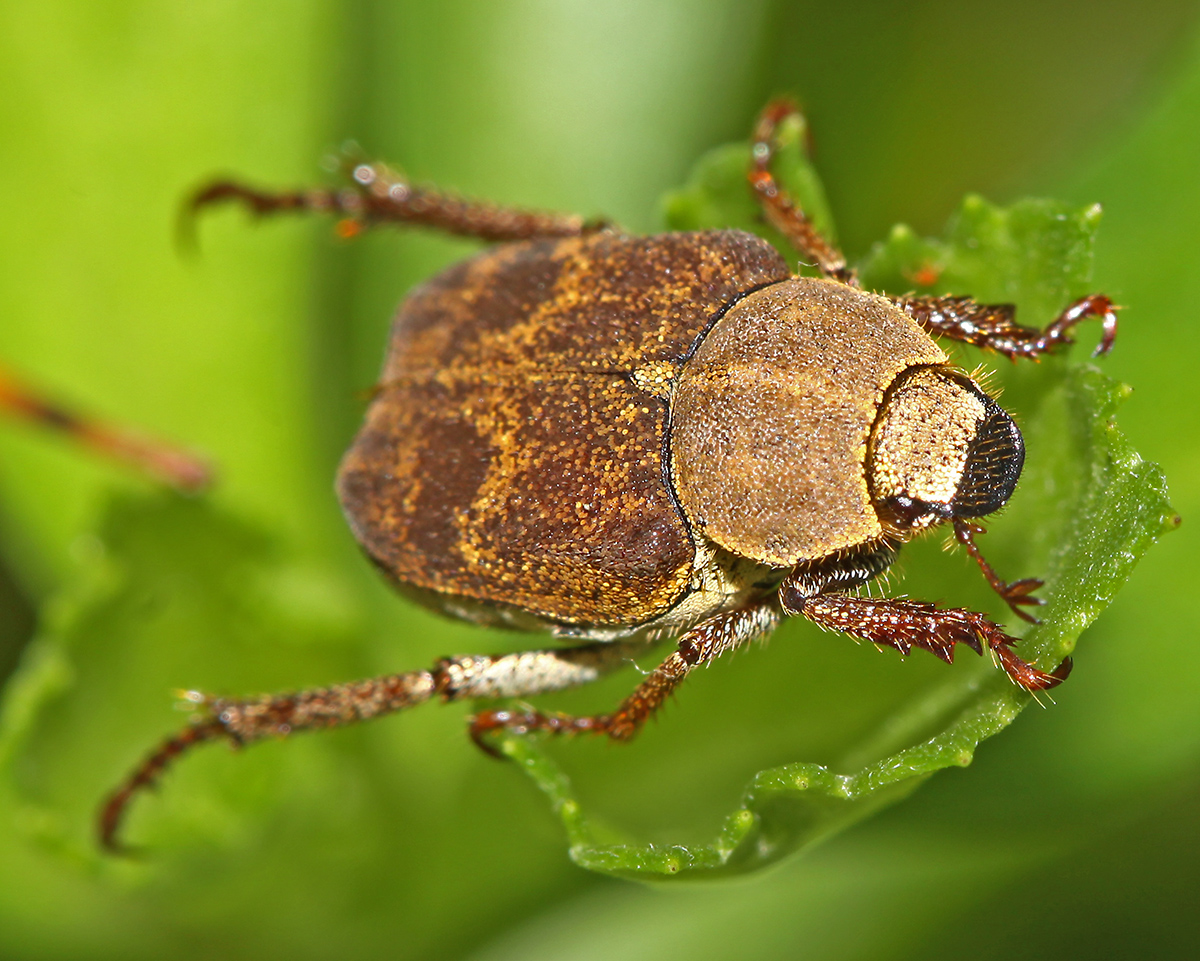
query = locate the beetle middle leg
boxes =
[188,159,605,244]
[894,292,1118,359]
[747,99,855,285]
[469,602,781,746]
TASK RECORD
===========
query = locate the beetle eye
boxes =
[950,401,1025,518]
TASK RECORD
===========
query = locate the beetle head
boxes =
[868,366,1024,533]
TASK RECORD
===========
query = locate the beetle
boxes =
[97,101,1118,850]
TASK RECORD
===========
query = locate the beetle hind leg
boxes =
[469,602,781,747]
[0,361,211,491]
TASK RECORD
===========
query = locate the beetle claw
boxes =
[995,577,1045,623]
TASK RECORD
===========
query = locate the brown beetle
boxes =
[98,101,1118,850]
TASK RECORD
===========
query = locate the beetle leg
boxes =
[469,601,781,747]
[894,293,1118,359]
[748,99,856,285]
[97,640,641,852]
[0,362,211,491]
[784,542,899,597]
[780,585,1071,693]
[186,161,606,245]
[953,519,1044,623]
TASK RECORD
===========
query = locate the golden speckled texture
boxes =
[868,367,989,511]
[671,277,946,566]
[337,229,789,626]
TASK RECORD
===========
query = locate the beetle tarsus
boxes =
[97,717,226,855]
[994,648,1073,692]
[1048,294,1119,358]
[98,670,439,853]
[896,292,1119,360]
[469,708,611,753]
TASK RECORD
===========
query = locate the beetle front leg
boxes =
[894,293,1118,359]
[188,160,606,244]
[780,582,1071,693]
[470,602,781,747]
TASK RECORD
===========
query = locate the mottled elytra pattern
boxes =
[671,278,945,566]
[338,229,790,626]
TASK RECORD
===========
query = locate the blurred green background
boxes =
[1,1,1198,958]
